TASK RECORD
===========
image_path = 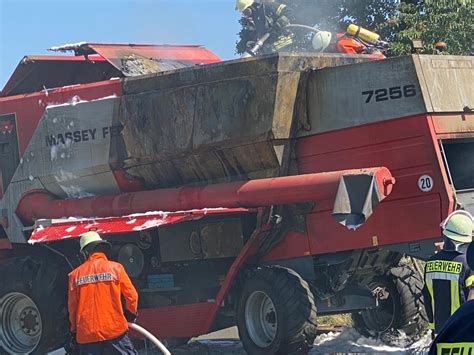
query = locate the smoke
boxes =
[282,0,344,31]
[280,0,400,34]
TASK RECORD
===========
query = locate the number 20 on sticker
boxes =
[418,175,434,192]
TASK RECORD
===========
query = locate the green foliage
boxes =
[391,1,473,55]
[235,0,473,56]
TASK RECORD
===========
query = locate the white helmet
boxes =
[312,31,332,52]
[79,231,110,252]
[235,0,254,12]
[440,210,474,244]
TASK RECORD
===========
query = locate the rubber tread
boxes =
[237,266,317,355]
[389,262,428,335]
[352,262,428,345]
[0,256,69,354]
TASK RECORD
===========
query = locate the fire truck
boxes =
[0,42,472,354]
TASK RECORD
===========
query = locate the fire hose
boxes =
[128,323,171,355]
[285,24,319,33]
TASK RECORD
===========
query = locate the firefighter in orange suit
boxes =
[67,231,139,354]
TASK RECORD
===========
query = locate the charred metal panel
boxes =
[275,53,370,71]
[12,97,122,198]
[303,56,425,136]
[158,219,244,262]
[83,43,221,75]
[122,56,281,96]
[1,57,121,97]
[414,55,473,112]
[120,54,368,188]
[120,75,279,187]
[302,55,474,137]
[113,54,189,77]
[200,219,244,259]
[123,141,280,188]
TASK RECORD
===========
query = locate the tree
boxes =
[390,1,473,55]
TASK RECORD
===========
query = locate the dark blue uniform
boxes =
[79,332,137,355]
[429,300,474,355]
[245,1,294,52]
[423,249,474,334]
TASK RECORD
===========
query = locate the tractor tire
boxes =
[237,266,317,355]
[0,256,69,354]
[352,262,427,346]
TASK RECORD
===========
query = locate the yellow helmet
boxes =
[441,211,474,243]
[79,231,110,252]
[312,31,332,52]
[235,0,254,12]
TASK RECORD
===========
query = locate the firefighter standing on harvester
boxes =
[423,211,474,336]
[67,232,139,354]
[235,0,294,55]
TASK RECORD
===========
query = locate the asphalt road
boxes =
[139,326,432,354]
[141,327,244,354]
[53,326,431,354]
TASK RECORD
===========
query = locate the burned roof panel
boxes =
[50,42,222,77]
[2,43,221,97]
[1,55,122,97]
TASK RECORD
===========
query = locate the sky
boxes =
[0,0,242,89]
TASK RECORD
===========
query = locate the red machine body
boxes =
[0,44,472,353]
[295,114,453,255]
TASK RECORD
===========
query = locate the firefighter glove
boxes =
[125,310,138,323]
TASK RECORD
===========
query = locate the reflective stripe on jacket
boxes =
[423,250,473,335]
[428,300,474,355]
[252,0,293,37]
[68,252,138,344]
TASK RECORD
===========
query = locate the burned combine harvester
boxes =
[0,43,473,354]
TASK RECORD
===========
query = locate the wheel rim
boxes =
[362,285,396,332]
[245,291,277,348]
[0,292,42,353]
